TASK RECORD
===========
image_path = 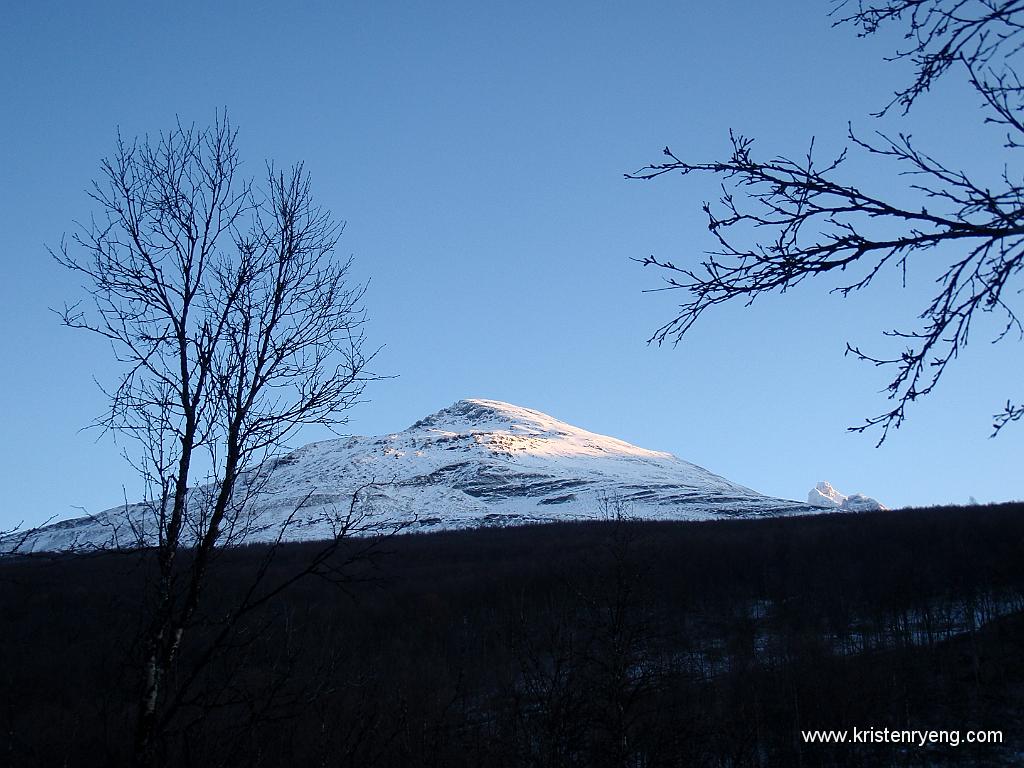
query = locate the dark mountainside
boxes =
[2,503,1023,767]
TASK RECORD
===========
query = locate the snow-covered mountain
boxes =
[807,481,886,512]
[11,399,823,552]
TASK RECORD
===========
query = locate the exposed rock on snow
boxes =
[807,481,886,512]
[10,399,829,552]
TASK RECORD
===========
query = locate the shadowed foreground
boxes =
[2,503,1022,767]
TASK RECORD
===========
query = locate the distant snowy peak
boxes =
[808,481,846,508]
[12,399,831,553]
[807,481,886,512]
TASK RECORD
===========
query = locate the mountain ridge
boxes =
[9,399,823,552]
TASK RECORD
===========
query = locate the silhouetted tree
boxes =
[53,113,377,767]
[629,0,1024,442]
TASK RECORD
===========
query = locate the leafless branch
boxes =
[630,2,1024,442]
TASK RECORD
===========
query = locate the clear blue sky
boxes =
[2,1,1020,531]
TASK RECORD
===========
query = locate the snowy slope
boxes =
[10,399,821,552]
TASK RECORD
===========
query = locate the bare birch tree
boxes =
[53,114,377,766]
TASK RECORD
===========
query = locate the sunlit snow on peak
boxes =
[408,399,673,460]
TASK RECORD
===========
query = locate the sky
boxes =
[2,1,1021,532]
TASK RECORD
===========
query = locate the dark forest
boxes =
[2,503,1022,767]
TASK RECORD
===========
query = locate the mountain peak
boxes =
[409,399,569,433]
[407,399,532,430]
[406,399,676,461]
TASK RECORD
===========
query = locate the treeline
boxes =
[2,503,1022,766]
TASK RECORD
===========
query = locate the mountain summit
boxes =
[14,399,820,551]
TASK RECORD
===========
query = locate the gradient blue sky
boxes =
[2,1,1021,531]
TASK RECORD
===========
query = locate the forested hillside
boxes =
[2,503,1022,767]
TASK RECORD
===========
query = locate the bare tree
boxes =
[628,0,1024,443]
[53,114,378,766]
